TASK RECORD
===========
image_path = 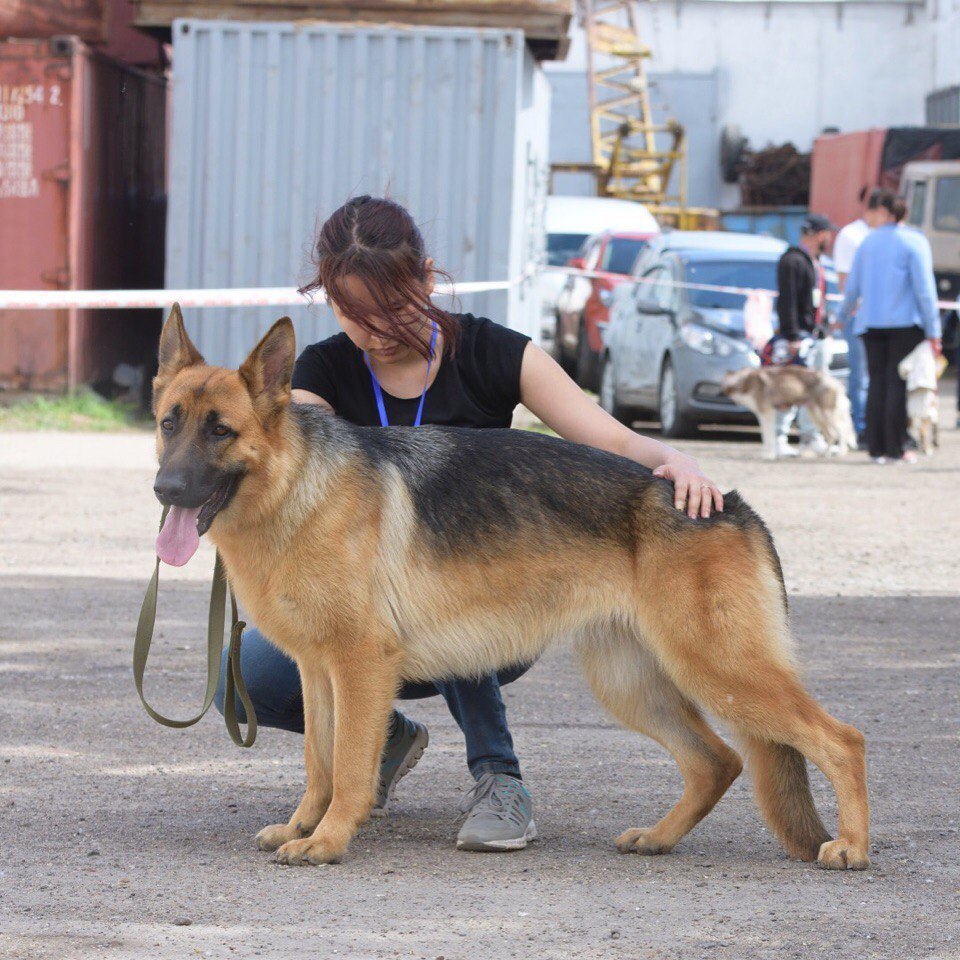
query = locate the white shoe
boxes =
[775,436,798,458]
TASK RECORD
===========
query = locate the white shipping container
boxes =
[167,19,551,366]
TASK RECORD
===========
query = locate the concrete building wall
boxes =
[929,0,960,91]
[546,0,959,208]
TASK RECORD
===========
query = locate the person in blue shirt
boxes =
[840,190,943,464]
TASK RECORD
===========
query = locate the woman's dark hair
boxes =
[300,196,459,358]
[869,188,907,222]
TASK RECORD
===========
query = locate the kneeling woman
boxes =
[216,196,724,851]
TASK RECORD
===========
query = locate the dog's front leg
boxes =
[275,639,399,866]
[256,666,334,853]
[758,411,778,460]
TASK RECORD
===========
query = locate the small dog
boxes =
[898,341,946,455]
[721,365,857,461]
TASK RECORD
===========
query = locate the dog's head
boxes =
[719,366,757,400]
[151,304,296,565]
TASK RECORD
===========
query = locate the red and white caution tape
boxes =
[0,264,955,311]
[546,265,960,312]
[0,268,538,311]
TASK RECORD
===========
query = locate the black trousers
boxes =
[862,325,925,459]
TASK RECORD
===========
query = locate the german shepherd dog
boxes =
[152,306,870,870]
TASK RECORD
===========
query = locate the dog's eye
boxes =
[212,424,231,437]
[160,419,174,433]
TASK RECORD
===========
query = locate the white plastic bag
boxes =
[743,290,774,352]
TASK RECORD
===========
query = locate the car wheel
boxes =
[599,353,637,426]
[575,321,599,391]
[658,358,696,438]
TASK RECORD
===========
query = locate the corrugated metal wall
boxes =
[926,86,960,126]
[168,20,549,367]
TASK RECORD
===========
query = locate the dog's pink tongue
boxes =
[156,506,202,567]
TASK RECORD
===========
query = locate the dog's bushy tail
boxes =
[834,390,858,451]
[741,735,831,861]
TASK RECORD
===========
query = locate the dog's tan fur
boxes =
[721,366,858,460]
[152,308,870,870]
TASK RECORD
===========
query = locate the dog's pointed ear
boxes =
[239,317,296,422]
[153,304,204,408]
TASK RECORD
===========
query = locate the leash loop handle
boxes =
[222,581,258,748]
[133,508,257,746]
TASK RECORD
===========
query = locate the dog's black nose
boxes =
[154,474,187,504]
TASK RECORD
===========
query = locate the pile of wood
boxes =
[739,143,811,207]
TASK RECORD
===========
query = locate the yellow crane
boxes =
[553,0,715,228]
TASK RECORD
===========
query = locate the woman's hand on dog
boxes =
[653,453,724,520]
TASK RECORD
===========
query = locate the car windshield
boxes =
[604,237,649,275]
[683,259,778,309]
[547,233,589,266]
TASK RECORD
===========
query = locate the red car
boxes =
[554,230,657,390]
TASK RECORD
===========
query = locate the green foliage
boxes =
[0,390,150,432]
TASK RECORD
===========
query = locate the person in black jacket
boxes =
[774,213,836,456]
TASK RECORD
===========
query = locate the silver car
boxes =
[600,232,849,437]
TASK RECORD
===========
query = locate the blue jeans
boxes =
[214,627,527,780]
[844,323,869,436]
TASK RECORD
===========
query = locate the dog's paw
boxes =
[817,838,870,871]
[615,827,674,856]
[275,835,344,866]
[255,823,306,852]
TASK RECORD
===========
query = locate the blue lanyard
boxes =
[364,322,438,428]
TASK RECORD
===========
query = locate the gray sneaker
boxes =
[372,714,428,817]
[456,772,537,851]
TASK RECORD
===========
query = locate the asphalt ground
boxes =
[1,389,958,959]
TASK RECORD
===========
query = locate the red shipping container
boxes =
[811,127,960,230]
[0,0,163,67]
[0,0,107,45]
[0,36,166,392]
[809,130,887,229]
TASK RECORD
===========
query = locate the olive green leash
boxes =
[133,508,258,747]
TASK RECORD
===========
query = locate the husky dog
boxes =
[721,366,858,460]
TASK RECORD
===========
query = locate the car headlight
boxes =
[680,324,746,357]
[680,324,715,354]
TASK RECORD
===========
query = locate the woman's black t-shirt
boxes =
[290,313,531,428]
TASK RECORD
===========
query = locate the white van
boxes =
[541,196,660,333]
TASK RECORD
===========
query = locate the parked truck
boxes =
[810,128,960,351]
[901,161,960,346]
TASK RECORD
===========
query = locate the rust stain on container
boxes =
[0,37,166,392]
[0,0,108,45]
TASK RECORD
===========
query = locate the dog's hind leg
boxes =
[805,402,841,452]
[578,624,743,856]
[256,666,334,853]
[637,524,869,868]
